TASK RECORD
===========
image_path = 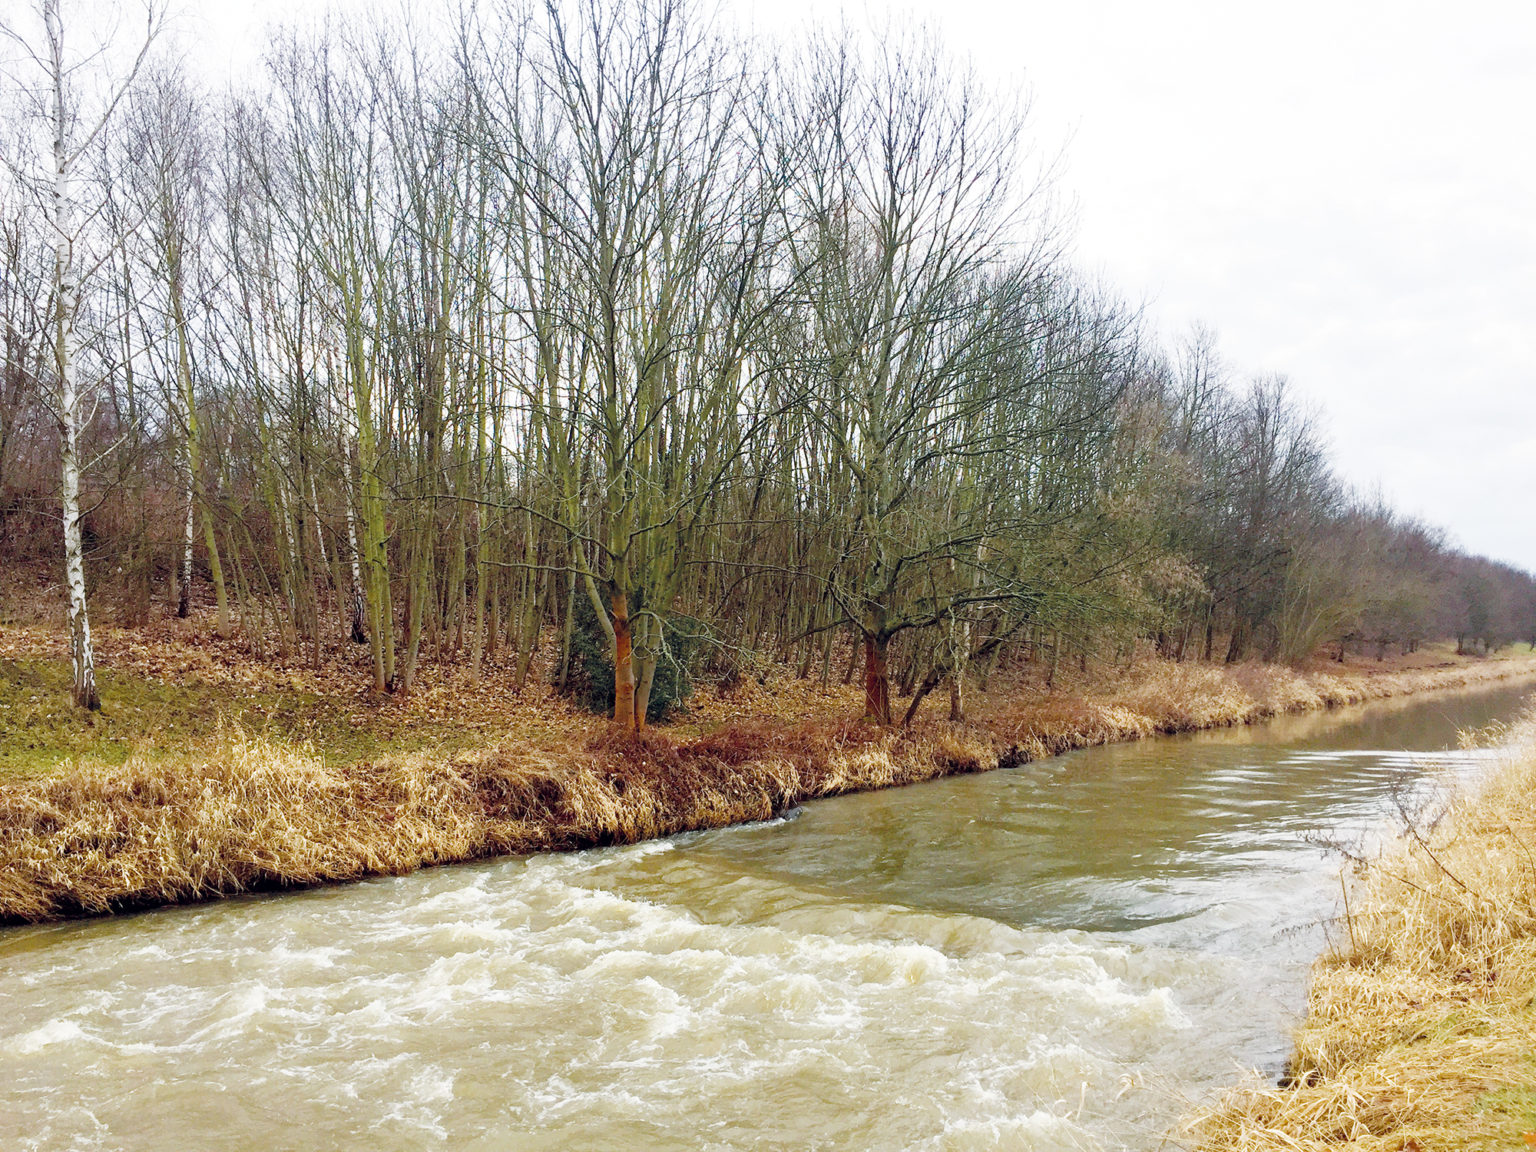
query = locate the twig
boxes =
[1340,869,1359,955]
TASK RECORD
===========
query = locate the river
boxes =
[2,680,1529,1151]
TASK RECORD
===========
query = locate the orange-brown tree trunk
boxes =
[863,633,892,725]
[611,589,637,732]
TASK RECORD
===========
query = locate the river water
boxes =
[2,681,1530,1151]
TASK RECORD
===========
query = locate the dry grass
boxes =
[0,719,1008,923]
[977,652,1536,747]
[3,640,1536,925]
[1190,717,1536,1151]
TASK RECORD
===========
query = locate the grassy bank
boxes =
[3,639,1536,924]
[1191,716,1536,1151]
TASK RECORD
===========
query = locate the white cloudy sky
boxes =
[190,0,1536,569]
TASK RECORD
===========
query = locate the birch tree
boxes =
[1,0,162,709]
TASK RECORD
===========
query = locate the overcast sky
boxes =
[193,0,1536,571]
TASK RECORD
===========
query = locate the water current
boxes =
[2,680,1531,1151]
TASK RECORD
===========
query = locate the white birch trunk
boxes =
[309,473,329,567]
[46,0,98,710]
[179,443,194,617]
[343,443,367,643]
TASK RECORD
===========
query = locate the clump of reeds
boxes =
[1190,717,1536,1151]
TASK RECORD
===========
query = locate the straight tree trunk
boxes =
[343,467,367,644]
[178,451,194,617]
[46,0,97,711]
[557,568,577,692]
[469,509,488,684]
[632,613,659,730]
[611,589,636,733]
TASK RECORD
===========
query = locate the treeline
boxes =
[1,0,1532,725]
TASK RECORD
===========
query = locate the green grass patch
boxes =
[0,659,491,782]
[1471,1081,1536,1136]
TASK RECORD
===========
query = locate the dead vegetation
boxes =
[2,625,1535,924]
[1190,716,1536,1151]
[0,720,1002,923]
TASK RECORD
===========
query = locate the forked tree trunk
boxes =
[1225,616,1248,664]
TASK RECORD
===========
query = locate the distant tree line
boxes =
[2,0,1533,723]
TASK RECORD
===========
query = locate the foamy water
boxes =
[1,681,1527,1151]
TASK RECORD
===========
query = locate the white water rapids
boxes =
[2,681,1527,1150]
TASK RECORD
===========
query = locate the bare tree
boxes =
[1,0,163,709]
[468,0,796,729]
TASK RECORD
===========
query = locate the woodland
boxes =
[2,0,1533,730]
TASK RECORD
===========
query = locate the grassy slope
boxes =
[1192,719,1536,1151]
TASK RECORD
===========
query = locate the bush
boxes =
[559,593,702,723]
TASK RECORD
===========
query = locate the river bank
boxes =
[1192,711,1536,1150]
[4,638,1535,925]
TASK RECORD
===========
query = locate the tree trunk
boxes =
[611,589,636,732]
[513,511,541,688]
[902,665,942,727]
[469,509,488,684]
[558,568,577,692]
[399,506,431,692]
[841,625,861,685]
[633,615,658,731]
[47,0,98,712]
[60,413,98,711]
[343,470,367,644]
[201,502,229,636]
[178,455,194,618]
[1225,617,1248,664]
[863,633,892,726]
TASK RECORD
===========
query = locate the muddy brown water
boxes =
[2,681,1530,1151]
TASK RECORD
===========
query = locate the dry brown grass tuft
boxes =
[1190,718,1536,1151]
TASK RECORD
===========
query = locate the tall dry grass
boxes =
[4,656,1535,925]
[1190,717,1536,1151]
[0,720,1005,923]
[1100,656,1536,735]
